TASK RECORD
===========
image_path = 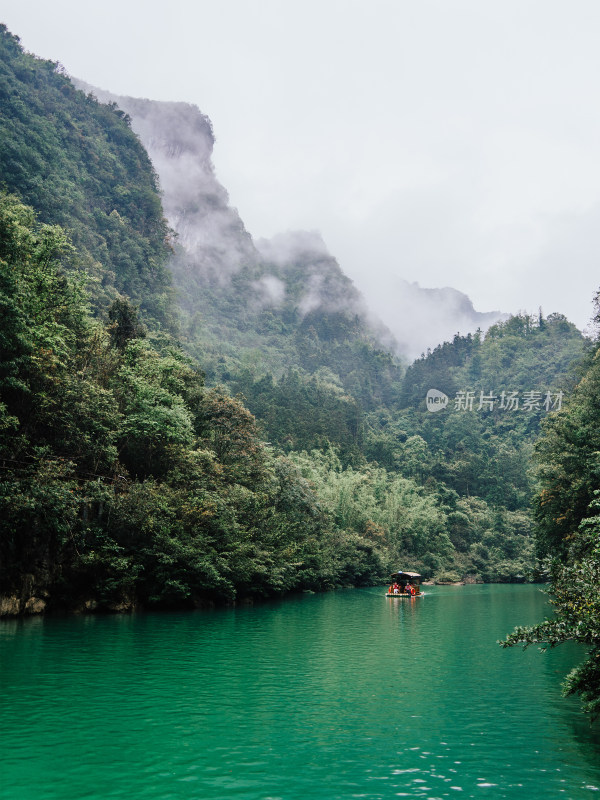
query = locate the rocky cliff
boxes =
[74,80,504,360]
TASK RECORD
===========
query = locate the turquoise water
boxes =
[1,584,599,799]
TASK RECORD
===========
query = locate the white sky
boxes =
[2,0,599,333]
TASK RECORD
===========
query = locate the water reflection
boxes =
[1,585,599,800]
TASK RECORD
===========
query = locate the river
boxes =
[1,584,599,799]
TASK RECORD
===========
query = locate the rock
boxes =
[0,596,20,616]
[24,597,46,614]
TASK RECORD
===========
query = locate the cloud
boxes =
[6,1,600,337]
[367,279,506,360]
[72,80,512,359]
[255,230,329,266]
[251,275,286,309]
[73,80,258,283]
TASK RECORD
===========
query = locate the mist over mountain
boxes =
[376,279,508,359]
[74,83,378,344]
[73,82,259,281]
[73,80,504,359]
[73,80,403,414]
[254,229,391,337]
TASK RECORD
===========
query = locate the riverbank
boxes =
[1,572,537,618]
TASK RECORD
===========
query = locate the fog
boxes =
[4,0,599,347]
[71,83,503,357]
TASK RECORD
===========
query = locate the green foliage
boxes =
[0,25,173,325]
[177,303,585,587]
[501,300,600,720]
[0,193,116,468]
[501,513,600,720]
[114,339,197,479]
[285,447,530,581]
[0,194,385,610]
[394,314,585,512]
[534,346,600,557]
[108,297,146,349]
[235,368,364,465]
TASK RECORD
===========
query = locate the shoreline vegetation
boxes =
[0,577,528,619]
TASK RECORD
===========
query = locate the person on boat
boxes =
[406,583,415,596]
[392,582,400,594]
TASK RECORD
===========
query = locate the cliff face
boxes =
[74,80,504,361]
[74,81,259,282]
[73,79,391,364]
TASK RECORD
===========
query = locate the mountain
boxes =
[0,29,173,325]
[378,279,507,359]
[73,81,259,282]
[0,27,396,614]
[72,81,405,440]
[73,79,505,367]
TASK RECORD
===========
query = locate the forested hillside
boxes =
[0,192,392,613]
[0,28,390,613]
[121,82,587,582]
[0,26,172,326]
[288,314,586,584]
[397,313,585,509]
[0,25,594,615]
[502,295,600,719]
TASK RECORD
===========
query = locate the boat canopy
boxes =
[390,571,422,584]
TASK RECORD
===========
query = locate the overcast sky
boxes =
[3,0,599,335]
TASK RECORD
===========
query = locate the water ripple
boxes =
[1,586,599,799]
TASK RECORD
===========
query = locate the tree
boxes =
[501,290,600,721]
[114,339,196,479]
[0,25,173,325]
[107,297,146,350]
[533,344,600,558]
[501,496,600,720]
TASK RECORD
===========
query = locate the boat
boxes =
[386,571,423,597]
